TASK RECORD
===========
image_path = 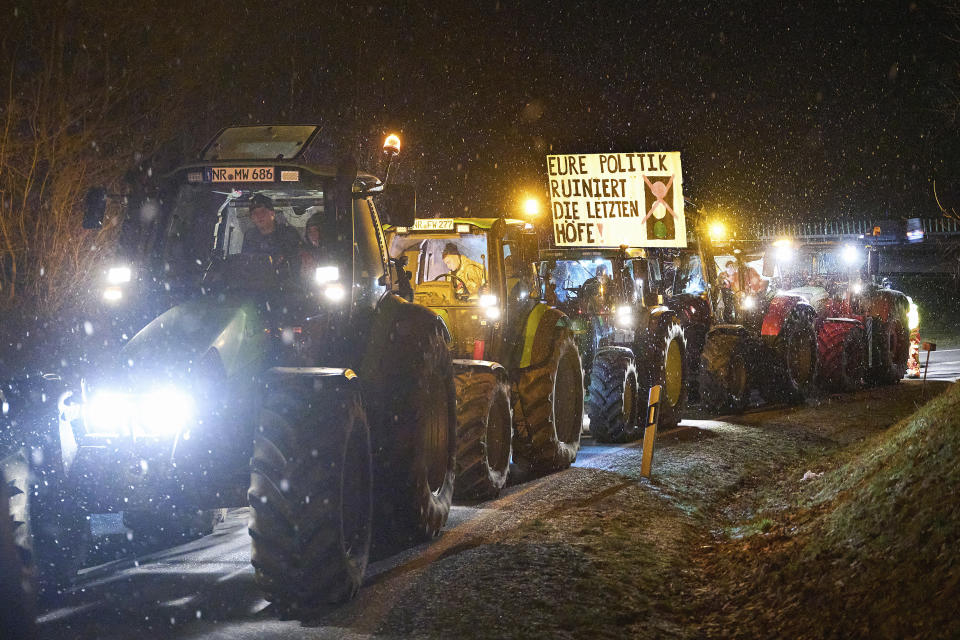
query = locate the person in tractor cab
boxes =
[441,242,485,295]
[242,193,303,263]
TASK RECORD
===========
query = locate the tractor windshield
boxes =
[133,183,336,290]
[389,232,490,300]
[538,259,614,304]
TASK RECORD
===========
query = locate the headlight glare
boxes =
[83,387,193,438]
[107,266,133,284]
[315,266,340,284]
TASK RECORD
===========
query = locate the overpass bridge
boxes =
[752,218,960,276]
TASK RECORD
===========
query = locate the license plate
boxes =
[412,218,455,231]
[207,167,274,182]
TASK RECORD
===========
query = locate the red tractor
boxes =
[763,239,911,391]
[661,228,819,413]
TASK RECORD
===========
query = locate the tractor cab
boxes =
[387,217,539,363]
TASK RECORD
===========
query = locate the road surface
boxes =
[35,367,959,639]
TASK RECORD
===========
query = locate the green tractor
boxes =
[1,126,457,613]
[387,217,584,499]
[537,248,688,443]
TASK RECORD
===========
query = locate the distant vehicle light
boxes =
[775,244,795,263]
[841,245,860,266]
[315,265,340,284]
[323,283,347,302]
[523,198,540,217]
[103,287,123,302]
[708,221,727,242]
[107,265,133,284]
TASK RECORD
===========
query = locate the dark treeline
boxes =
[0,1,957,315]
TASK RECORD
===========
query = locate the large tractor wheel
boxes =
[699,332,749,414]
[640,320,688,431]
[1,448,89,601]
[124,507,227,545]
[774,308,818,403]
[868,316,909,385]
[372,324,456,553]
[248,375,373,611]
[586,349,640,443]
[817,320,866,392]
[2,472,36,639]
[453,369,512,500]
[513,332,584,473]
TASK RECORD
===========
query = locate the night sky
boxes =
[7,1,959,224]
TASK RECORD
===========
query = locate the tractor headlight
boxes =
[103,265,134,302]
[615,305,633,328]
[322,283,347,302]
[742,295,757,310]
[84,386,194,438]
[315,265,340,284]
[480,293,498,307]
[107,265,133,284]
[841,245,860,266]
[315,266,346,303]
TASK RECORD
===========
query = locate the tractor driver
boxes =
[441,243,486,296]
[242,194,303,263]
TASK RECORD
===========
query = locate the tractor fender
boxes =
[761,294,812,337]
[514,304,570,370]
[647,306,679,334]
[451,359,508,382]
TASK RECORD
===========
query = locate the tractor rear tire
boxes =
[775,307,819,404]
[699,332,749,414]
[817,320,866,392]
[640,320,688,431]
[453,370,512,500]
[124,508,227,545]
[248,378,373,611]
[2,472,36,639]
[371,324,456,553]
[513,332,584,472]
[586,350,640,443]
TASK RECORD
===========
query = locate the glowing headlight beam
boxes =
[107,265,133,284]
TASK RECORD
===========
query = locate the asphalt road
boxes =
[35,357,960,639]
[914,346,960,382]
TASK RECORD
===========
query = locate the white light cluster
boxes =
[84,386,194,438]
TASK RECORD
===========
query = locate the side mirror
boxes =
[83,187,108,229]
[376,184,416,227]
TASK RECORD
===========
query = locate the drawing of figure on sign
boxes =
[642,174,677,240]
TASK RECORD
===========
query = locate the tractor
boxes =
[762,238,911,390]
[666,227,820,413]
[387,217,584,499]
[1,126,458,613]
[536,247,688,443]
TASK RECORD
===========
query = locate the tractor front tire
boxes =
[640,320,688,431]
[586,349,640,443]
[513,332,584,472]
[699,332,749,414]
[2,472,36,639]
[453,370,512,500]
[775,308,819,404]
[817,320,866,392]
[248,377,373,611]
[372,324,456,553]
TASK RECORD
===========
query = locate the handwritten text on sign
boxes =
[546,152,686,248]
